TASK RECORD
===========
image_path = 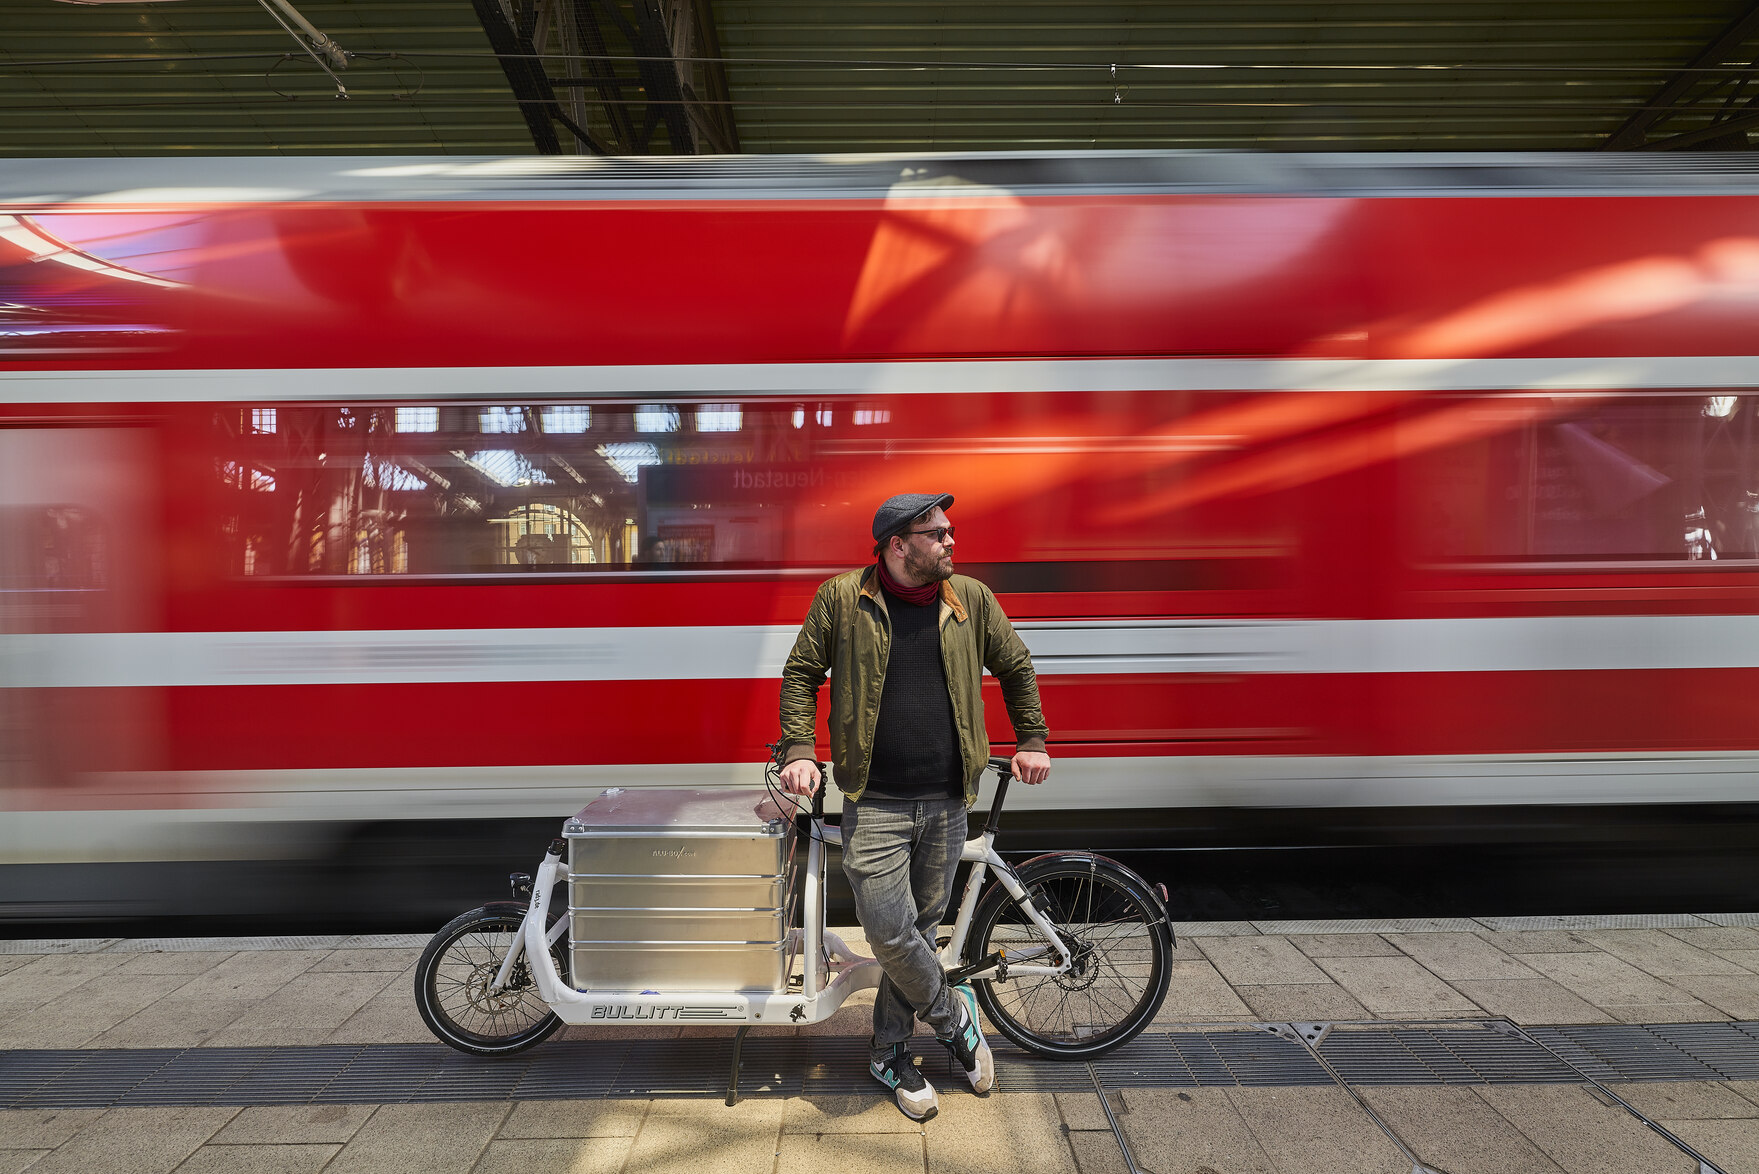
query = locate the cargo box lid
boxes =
[564,787,797,837]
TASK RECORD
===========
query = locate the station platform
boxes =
[7,915,1759,1173]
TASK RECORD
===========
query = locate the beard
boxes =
[903,543,954,584]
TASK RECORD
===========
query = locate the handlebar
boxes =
[984,755,1014,835]
[777,748,1015,835]
[793,761,828,840]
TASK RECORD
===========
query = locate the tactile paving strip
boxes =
[8,1021,1759,1108]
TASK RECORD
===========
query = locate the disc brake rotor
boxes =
[1054,937,1099,991]
[463,956,533,1015]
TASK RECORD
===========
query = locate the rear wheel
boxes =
[965,853,1172,1059]
[415,901,565,1056]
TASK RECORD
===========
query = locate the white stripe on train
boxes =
[5,354,1759,404]
[5,752,1759,863]
[6,614,1759,689]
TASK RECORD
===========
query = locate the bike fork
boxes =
[488,920,528,993]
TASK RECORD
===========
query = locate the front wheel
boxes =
[965,853,1173,1059]
[415,901,565,1057]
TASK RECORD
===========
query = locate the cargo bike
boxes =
[414,753,1175,1096]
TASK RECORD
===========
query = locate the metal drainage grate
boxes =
[1320,1024,1579,1086]
[8,1020,1759,1109]
[1649,1023,1759,1080]
[1525,1024,1731,1084]
[1151,1030,1330,1087]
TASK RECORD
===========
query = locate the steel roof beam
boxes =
[662,0,741,154]
[577,0,694,152]
[541,0,739,154]
[569,0,639,149]
[1604,1,1759,149]
[474,0,609,155]
[1642,105,1759,149]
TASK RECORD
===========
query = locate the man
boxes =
[778,492,1051,1121]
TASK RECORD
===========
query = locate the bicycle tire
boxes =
[415,901,566,1057]
[964,853,1172,1059]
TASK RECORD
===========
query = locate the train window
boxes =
[207,393,1297,582]
[1403,394,1759,564]
[0,506,109,593]
[0,505,112,640]
[210,401,836,576]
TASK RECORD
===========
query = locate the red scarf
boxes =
[875,559,940,606]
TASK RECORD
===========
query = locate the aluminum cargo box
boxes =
[568,941,794,993]
[564,788,796,878]
[563,787,799,993]
[569,875,790,911]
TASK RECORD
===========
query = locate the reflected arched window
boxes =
[495,503,595,567]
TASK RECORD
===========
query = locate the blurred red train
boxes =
[4,152,1759,924]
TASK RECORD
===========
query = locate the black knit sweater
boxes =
[862,581,963,801]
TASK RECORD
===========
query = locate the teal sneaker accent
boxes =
[870,1043,938,1120]
[937,984,995,1094]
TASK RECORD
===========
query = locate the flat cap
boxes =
[871,492,954,542]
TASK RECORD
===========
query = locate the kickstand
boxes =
[725,1026,751,1106]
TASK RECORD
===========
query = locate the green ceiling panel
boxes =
[3,0,1757,154]
[2,0,532,153]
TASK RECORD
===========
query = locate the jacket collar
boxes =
[941,578,968,622]
[858,565,968,623]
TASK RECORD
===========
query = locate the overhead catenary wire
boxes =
[2,47,1744,121]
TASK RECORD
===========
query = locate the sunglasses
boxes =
[909,525,955,543]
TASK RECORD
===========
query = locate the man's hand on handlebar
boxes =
[779,759,822,796]
[1011,750,1051,785]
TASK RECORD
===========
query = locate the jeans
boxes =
[840,796,968,1061]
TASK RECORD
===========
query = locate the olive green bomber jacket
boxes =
[779,566,1048,805]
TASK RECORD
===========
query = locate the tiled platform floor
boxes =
[8,915,1759,1172]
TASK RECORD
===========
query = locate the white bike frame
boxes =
[495,800,1075,1028]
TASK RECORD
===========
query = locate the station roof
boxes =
[5,0,1759,156]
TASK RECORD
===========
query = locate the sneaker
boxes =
[870,1043,938,1121]
[937,984,995,1094]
